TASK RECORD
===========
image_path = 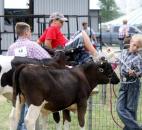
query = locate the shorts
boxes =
[65,31,84,49]
[65,31,93,64]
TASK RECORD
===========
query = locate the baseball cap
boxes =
[49,12,68,22]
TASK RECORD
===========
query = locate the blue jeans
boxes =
[119,40,124,50]
[116,79,142,130]
[17,104,28,130]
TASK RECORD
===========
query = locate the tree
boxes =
[99,0,122,22]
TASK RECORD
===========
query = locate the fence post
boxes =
[0,20,2,54]
[101,85,107,104]
[88,96,92,130]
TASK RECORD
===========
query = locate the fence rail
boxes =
[0,14,102,54]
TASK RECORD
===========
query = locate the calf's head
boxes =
[83,56,119,85]
[96,57,120,84]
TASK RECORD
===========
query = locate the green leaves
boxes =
[99,0,122,22]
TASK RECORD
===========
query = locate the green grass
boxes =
[0,100,11,130]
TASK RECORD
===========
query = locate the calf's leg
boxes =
[63,110,71,130]
[9,107,18,130]
[53,112,62,130]
[40,108,49,130]
[77,100,87,130]
[25,101,46,130]
[9,95,25,130]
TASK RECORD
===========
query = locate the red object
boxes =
[39,25,68,48]
[93,44,96,49]
[111,63,117,70]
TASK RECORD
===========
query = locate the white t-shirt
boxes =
[118,25,129,39]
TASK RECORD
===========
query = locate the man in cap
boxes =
[82,21,99,50]
[37,12,97,64]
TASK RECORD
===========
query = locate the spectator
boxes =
[7,22,51,130]
[116,34,142,130]
[37,12,98,64]
[118,19,130,50]
[82,21,98,49]
[123,36,131,49]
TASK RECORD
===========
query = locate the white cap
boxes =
[49,12,68,22]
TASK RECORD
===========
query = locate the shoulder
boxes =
[46,26,59,34]
[121,49,127,56]
[29,41,42,48]
[8,42,18,50]
[136,53,142,59]
[48,26,58,31]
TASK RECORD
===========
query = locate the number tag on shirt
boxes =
[14,46,28,57]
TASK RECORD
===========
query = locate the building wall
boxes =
[89,10,100,32]
[0,0,4,32]
[33,0,89,35]
[34,0,89,15]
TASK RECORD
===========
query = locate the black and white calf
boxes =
[0,52,68,130]
[12,58,120,130]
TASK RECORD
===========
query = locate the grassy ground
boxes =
[0,97,11,130]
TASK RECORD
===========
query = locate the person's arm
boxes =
[37,29,48,45]
[82,30,98,57]
[36,39,42,44]
[44,39,52,49]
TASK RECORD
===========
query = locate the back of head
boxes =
[15,22,30,36]
[123,19,128,25]
[82,21,88,26]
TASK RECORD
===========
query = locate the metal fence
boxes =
[0,14,102,54]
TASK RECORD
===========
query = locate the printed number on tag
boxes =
[14,46,28,57]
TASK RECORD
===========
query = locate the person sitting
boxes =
[82,21,99,50]
[37,12,98,64]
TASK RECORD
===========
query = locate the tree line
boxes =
[99,0,123,22]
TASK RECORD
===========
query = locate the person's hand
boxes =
[106,47,113,53]
[106,47,116,59]
[128,69,136,76]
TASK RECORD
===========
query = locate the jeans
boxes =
[116,79,142,130]
[17,104,28,130]
[119,40,124,50]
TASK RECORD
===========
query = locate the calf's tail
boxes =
[12,64,26,107]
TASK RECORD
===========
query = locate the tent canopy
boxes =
[103,7,142,26]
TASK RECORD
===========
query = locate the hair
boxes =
[15,22,30,36]
[131,34,142,48]
[123,19,128,24]
[82,21,88,26]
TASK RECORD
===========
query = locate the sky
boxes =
[4,0,29,9]
[90,0,142,14]
[114,0,142,13]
